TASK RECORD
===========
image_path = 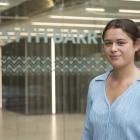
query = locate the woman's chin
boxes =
[109,62,124,69]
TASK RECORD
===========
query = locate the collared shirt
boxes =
[82,71,140,140]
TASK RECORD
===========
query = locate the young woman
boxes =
[82,19,140,140]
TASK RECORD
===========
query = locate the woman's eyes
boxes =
[104,41,126,47]
[104,42,112,46]
[117,41,126,45]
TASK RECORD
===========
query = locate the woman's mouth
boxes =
[110,55,120,60]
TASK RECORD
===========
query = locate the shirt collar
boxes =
[136,77,140,81]
[94,70,140,82]
[94,71,110,81]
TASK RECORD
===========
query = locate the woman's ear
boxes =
[134,38,140,52]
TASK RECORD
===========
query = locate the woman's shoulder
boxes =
[91,71,110,83]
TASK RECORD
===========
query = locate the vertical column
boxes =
[25,40,29,114]
[51,38,56,114]
[0,47,2,108]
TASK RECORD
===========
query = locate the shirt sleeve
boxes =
[81,80,94,140]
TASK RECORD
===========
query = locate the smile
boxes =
[110,55,120,59]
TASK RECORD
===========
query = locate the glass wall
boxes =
[0,0,140,140]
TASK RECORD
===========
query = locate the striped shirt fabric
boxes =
[82,71,140,140]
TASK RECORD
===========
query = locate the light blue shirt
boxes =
[82,71,140,140]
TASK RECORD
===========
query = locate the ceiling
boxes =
[0,0,140,32]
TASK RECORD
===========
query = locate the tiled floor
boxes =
[0,110,84,140]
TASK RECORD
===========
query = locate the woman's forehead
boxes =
[104,28,131,40]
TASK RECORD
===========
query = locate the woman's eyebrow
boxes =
[104,39,126,42]
[103,39,112,42]
[116,39,126,41]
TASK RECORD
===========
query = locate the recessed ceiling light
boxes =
[132,19,140,22]
[119,9,140,13]
[49,15,112,21]
[85,8,105,12]
[0,2,9,6]
[49,15,140,22]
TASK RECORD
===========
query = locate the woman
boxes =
[82,19,140,140]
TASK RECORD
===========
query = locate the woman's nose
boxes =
[111,43,118,52]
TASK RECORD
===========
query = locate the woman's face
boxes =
[103,28,137,69]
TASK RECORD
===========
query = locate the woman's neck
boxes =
[111,64,140,82]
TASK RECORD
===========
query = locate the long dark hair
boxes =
[102,19,140,61]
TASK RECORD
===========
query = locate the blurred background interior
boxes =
[0,0,140,140]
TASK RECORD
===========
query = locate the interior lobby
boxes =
[0,0,140,140]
